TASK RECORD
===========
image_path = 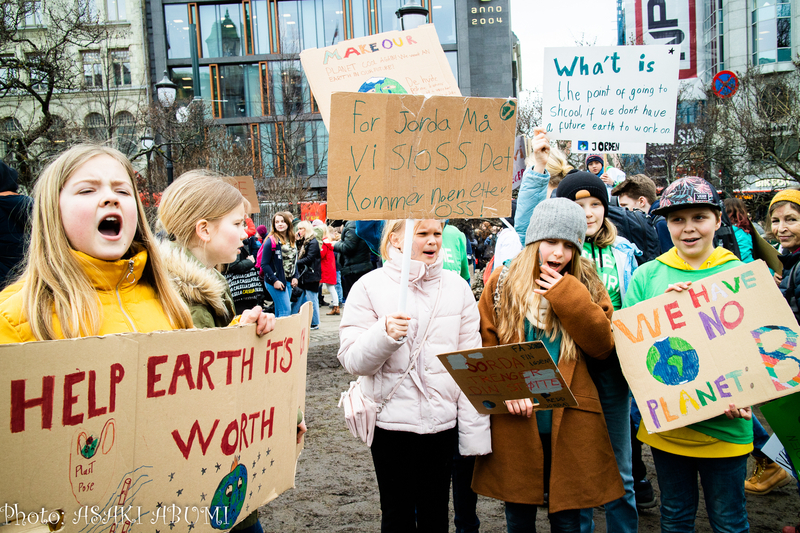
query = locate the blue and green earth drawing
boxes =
[646,337,700,386]
[358,77,408,94]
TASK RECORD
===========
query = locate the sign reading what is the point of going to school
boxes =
[0,306,311,532]
[327,92,515,220]
[542,45,680,144]
[612,261,800,434]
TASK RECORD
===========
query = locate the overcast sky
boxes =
[509,0,619,95]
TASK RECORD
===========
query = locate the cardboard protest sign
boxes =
[542,46,679,144]
[230,176,260,214]
[613,261,800,433]
[0,306,311,532]
[761,394,800,478]
[300,24,460,129]
[511,135,527,191]
[437,341,577,415]
[300,202,327,222]
[328,92,515,220]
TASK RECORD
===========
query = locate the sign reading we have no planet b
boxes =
[327,92,516,220]
[612,262,800,434]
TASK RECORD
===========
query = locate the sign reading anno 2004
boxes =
[613,262,800,433]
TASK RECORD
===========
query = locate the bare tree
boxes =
[255,43,327,216]
[0,0,117,187]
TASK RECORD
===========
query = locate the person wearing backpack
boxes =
[259,211,296,317]
[515,130,639,533]
[613,174,672,254]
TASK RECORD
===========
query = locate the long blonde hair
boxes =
[496,243,606,362]
[157,170,247,249]
[589,216,618,248]
[19,144,193,340]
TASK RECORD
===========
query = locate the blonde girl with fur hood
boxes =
[0,144,193,343]
[338,219,490,533]
[156,170,298,533]
[472,199,623,532]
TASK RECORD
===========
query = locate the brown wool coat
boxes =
[471,268,625,513]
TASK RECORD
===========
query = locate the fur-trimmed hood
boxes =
[158,240,234,326]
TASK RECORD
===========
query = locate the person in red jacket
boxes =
[318,222,340,315]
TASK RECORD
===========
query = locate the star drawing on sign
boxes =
[157,502,163,509]
[252,472,257,480]
[176,488,183,497]
[188,522,195,531]
[257,452,261,461]
[669,48,675,54]
[258,484,262,492]
[262,467,266,474]
[169,522,175,530]
[266,448,271,456]
[249,491,253,498]
[168,473,175,481]
[215,462,221,472]
[270,459,274,466]
[201,467,206,475]
[200,493,206,502]
[252,460,256,469]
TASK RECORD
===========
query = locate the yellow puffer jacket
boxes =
[0,249,174,343]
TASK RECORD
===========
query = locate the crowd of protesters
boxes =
[1,139,799,533]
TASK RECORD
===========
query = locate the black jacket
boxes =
[333,221,373,276]
[0,160,32,288]
[294,237,321,291]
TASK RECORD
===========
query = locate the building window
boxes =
[85,113,107,141]
[82,51,103,88]
[0,118,22,163]
[169,66,212,104]
[445,50,457,82]
[21,1,43,27]
[200,3,245,58]
[349,0,369,39]
[431,0,455,44]
[110,50,131,86]
[0,56,18,91]
[751,0,792,65]
[107,0,126,21]
[113,111,136,155]
[270,60,308,116]
[376,0,402,33]
[272,0,343,52]
[207,63,261,118]
[165,4,192,59]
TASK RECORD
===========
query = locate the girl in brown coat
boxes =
[471,198,624,532]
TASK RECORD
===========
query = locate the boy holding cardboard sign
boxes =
[623,177,753,532]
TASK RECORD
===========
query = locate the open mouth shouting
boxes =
[546,260,564,272]
[98,214,123,238]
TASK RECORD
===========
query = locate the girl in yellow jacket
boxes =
[0,146,275,339]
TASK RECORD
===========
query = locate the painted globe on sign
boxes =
[358,77,408,94]
[209,463,248,529]
[646,337,700,386]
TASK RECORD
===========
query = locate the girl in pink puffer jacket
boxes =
[338,219,490,533]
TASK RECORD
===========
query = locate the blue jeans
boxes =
[335,271,344,304]
[291,288,319,326]
[651,448,749,533]
[506,502,581,533]
[265,282,292,317]
[580,359,638,533]
[751,416,770,459]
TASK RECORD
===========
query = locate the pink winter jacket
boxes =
[338,248,491,456]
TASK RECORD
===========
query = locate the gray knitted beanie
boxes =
[524,198,588,249]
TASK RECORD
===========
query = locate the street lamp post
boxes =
[154,71,178,185]
[395,0,429,31]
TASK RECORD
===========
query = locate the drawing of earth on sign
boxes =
[358,77,408,94]
[646,337,700,385]
[209,459,248,529]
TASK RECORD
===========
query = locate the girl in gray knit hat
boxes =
[471,198,624,531]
